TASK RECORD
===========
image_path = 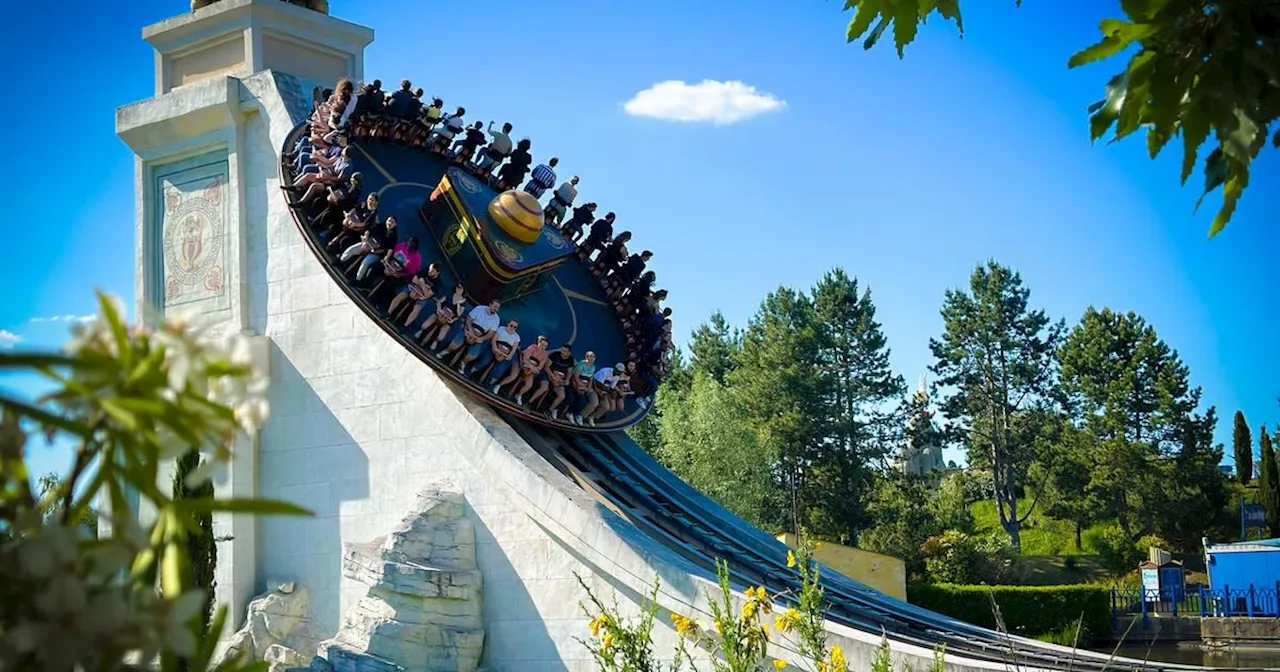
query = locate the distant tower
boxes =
[896,373,944,478]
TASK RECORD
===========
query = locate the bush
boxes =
[921,531,1013,584]
[1091,524,1143,574]
[907,584,1111,646]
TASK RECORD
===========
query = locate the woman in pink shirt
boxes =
[369,236,421,303]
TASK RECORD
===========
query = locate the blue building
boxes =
[1205,538,1280,616]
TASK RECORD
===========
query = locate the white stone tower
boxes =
[115,0,372,628]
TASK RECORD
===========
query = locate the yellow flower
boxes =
[742,600,758,620]
[787,550,797,568]
[817,662,829,672]
[814,542,824,550]
[671,614,697,636]
[772,660,787,670]
[774,614,789,631]
[830,645,847,671]
[589,614,607,638]
[602,631,615,650]
[785,608,801,625]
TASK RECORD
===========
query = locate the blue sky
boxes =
[3,0,1276,477]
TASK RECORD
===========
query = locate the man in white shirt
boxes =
[543,175,579,225]
[580,362,624,427]
[475,121,514,178]
[481,319,522,389]
[430,106,467,154]
[442,298,500,373]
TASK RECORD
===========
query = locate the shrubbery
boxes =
[907,584,1111,645]
[920,531,1013,584]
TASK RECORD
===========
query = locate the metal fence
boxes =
[1111,584,1280,620]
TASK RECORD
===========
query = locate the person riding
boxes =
[389,262,442,326]
[528,343,574,419]
[561,202,596,243]
[496,139,533,191]
[429,106,466,154]
[543,175,579,225]
[480,318,522,388]
[410,98,444,147]
[578,211,616,261]
[474,122,513,178]
[523,157,558,199]
[565,351,597,426]
[442,299,501,374]
[453,121,487,165]
[496,334,549,406]
[418,283,469,350]
[593,230,631,277]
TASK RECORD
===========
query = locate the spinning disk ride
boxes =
[280,107,655,433]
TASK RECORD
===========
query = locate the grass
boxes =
[970,498,1110,556]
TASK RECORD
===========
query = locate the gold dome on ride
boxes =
[487,190,544,244]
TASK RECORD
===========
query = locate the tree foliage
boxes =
[929,260,1064,550]
[173,449,217,631]
[840,0,1280,237]
[0,292,308,671]
[1260,428,1280,536]
[1233,410,1253,484]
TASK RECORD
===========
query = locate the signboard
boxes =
[1243,503,1267,527]
[1141,568,1160,602]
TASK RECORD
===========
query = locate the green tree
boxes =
[859,474,944,578]
[809,269,906,541]
[1155,408,1232,551]
[36,472,99,536]
[655,371,785,532]
[1039,424,1106,550]
[1260,428,1280,536]
[840,0,1278,237]
[1233,410,1254,484]
[173,449,217,631]
[731,286,828,537]
[688,312,740,385]
[1058,306,1200,537]
[929,260,1064,551]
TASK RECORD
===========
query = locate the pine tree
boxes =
[173,449,217,629]
[930,260,1064,551]
[1260,429,1280,538]
[1233,410,1253,484]
[688,312,740,385]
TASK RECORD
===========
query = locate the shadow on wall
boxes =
[470,505,565,670]
[257,342,370,635]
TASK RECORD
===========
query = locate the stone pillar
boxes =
[115,0,372,633]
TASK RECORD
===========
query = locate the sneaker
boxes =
[515,394,523,406]
[638,397,650,409]
[550,409,559,420]
[457,365,467,375]
[587,417,596,427]
[491,384,501,394]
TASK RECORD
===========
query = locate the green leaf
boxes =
[1119,0,1174,21]
[936,0,962,34]
[864,16,890,50]
[97,291,133,373]
[1222,108,1261,164]
[846,0,882,42]
[173,497,313,517]
[1180,105,1209,185]
[0,352,85,370]
[893,0,921,57]
[0,395,94,438]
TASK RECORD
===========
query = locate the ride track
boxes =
[280,121,1238,672]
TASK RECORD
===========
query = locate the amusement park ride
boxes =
[281,86,660,433]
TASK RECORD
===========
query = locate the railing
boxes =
[1111,583,1280,622]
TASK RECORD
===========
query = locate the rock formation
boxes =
[216,580,325,671]
[305,488,485,672]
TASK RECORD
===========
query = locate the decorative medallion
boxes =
[454,172,483,195]
[442,224,464,256]
[543,227,567,250]
[162,175,226,304]
[493,239,523,264]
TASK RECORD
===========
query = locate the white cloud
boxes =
[29,314,96,324]
[0,330,21,349]
[623,80,786,125]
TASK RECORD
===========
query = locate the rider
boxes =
[475,122,513,178]
[430,106,466,154]
[496,139,533,191]
[524,157,558,199]
[453,121,487,164]
[544,175,579,225]
[561,202,596,243]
